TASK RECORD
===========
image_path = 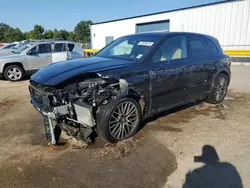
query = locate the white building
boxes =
[91,0,250,51]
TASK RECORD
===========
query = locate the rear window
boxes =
[189,35,219,56]
[68,43,75,51]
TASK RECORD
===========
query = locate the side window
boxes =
[189,35,212,56]
[68,43,75,51]
[152,36,187,63]
[38,43,51,53]
[54,43,66,52]
[28,46,38,54]
[28,43,51,54]
[206,39,218,53]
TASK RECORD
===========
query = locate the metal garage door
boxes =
[136,20,170,33]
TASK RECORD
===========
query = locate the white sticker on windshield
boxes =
[138,41,154,46]
[136,54,143,59]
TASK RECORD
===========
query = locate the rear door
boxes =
[26,43,52,70]
[185,35,218,98]
[150,35,190,112]
[52,42,68,63]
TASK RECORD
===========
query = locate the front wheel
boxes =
[206,74,229,104]
[4,65,24,81]
[96,97,142,143]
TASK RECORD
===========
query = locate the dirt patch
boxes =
[144,92,243,133]
[1,79,250,188]
[93,131,145,159]
[0,136,177,188]
[0,99,17,108]
[0,99,19,115]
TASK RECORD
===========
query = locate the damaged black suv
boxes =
[29,32,231,144]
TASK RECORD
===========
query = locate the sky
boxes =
[1,0,224,32]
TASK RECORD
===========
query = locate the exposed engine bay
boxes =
[29,73,142,145]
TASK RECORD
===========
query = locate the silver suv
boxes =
[0,40,83,81]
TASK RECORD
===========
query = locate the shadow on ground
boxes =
[182,145,243,188]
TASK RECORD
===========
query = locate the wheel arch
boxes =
[210,69,231,92]
[127,88,145,116]
[216,69,230,86]
[3,62,25,73]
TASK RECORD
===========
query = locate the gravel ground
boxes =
[0,65,250,188]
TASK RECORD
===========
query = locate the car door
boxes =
[26,43,52,70]
[52,42,69,63]
[185,35,217,98]
[150,35,190,112]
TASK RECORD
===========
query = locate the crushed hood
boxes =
[31,56,136,86]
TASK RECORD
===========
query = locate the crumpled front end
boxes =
[29,73,131,144]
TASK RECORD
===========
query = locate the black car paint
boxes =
[31,57,137,86]
[31,32,230,116]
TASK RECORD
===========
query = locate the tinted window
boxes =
[28,43,51,54]
[38,44,51,53]
[152,36,187,62]
[54,43,66,52]
[68,43,75,51]
[189,35,218,56]
[206,39,218,53]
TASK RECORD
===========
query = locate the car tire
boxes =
[206,73,229,104]
[4,65,24,82]
[96,97,142,143]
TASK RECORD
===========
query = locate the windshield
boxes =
[11,43,22,49]
[96,35,161,61]
[12,44,32,54]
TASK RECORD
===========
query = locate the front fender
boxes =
[0,61,5,73]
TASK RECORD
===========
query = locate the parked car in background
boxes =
[0,39,55,54]
[0,43,17,50]
[29,32,231,145]
[0,40,83,81]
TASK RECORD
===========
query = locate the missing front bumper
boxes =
[31,98,95,127]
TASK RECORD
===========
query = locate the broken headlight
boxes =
[78,78,107,89]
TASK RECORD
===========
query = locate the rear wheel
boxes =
[96,97,141,143]
[4,65,24,81]
[206,74,229,104]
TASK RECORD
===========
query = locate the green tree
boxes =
[43,30,54,39]
[58,30,69,40]
[24,31,31,40]
[68,31,76,41]
[52,29,69,40]
[74,20,93,45]
[4,27,24,42]
[0,23,11,42]
[52,29,60,38]
[29,25,45,39]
